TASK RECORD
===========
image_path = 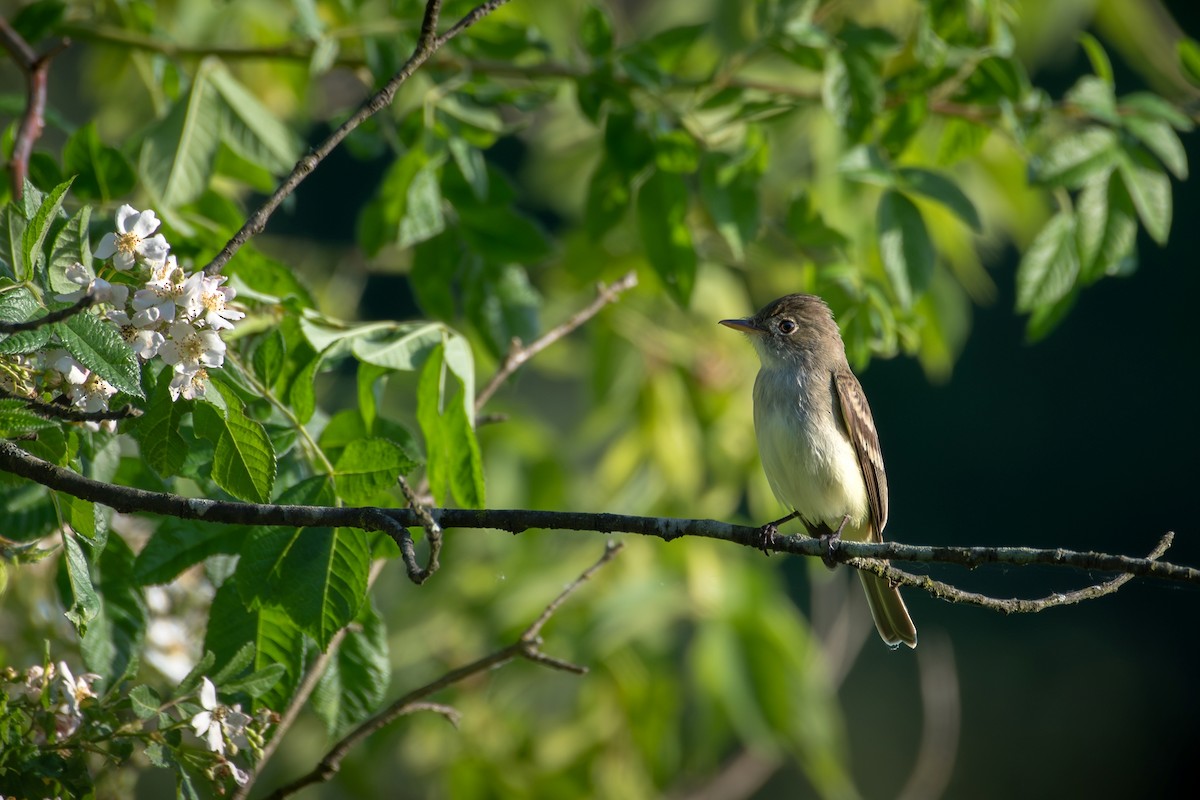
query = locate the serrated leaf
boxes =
[417,343,484,507]
[205,579,304,711]
[334,438,418,504]
[348,321,445,371]
[897,167,982,232]
[1076,173,1138,283]
[0,398,59,436]
[48,205,92,294]
[252,328,286,388]
[822,41,881,143]
[211,402,276,503]
[56,312,144,398]
[1016,212,1078,312]
[21,177,73,281]
[60,528,100,635]
[1123,116,1188,180]
[0,205,27,280]
[877,189,934,309]
[132,368,189,477]
[222,663,287,699]
[637,169,696,305]
[1032,127,1119,188]
[140,61,223,209]
[129,685,162,719]
[1117,145,1172,245]
[312,597,389,735]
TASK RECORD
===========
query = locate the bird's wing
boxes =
[833,371,889,538]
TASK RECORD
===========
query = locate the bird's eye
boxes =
[778,319,797,334]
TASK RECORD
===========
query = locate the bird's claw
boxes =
[753,524,777,556]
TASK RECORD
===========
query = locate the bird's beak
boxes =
[719,317,763,334]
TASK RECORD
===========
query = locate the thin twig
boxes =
[0,438,1194,591]
[474,271,638,412]
[0,18,69,199]
[0,388,142,422]
[0,294,96,334]
[261,542,621,800]
[203,0,512,277]
[398,474,442,579]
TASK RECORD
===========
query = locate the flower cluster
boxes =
[60,205,245,403]
[1,661,100,740]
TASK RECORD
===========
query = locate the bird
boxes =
[721,293,916,649]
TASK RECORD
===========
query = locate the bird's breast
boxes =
[752,366,870,537]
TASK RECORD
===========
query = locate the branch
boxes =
[0,438,1194,593]
[0,388,142,422]
[262,542,622,800]
[0,294,95,334]
[0,17,69,199]
[474,271,638,412]
[202,0,512,276]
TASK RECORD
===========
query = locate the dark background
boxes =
[836,5,1200,796]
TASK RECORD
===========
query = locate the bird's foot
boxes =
[753,511,799,556]
[819,514,852,569]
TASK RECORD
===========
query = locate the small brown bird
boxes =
[721,293,916,649]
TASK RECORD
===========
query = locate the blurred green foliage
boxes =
[0,0,1197,797]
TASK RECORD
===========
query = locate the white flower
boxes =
[52,353,89,386]
[190,678,251,755]
[169,367,210,401]
[159,321,225,375]
[54,262,130,307]
[131,256,195,326]
[63,367,117,413]
[93,205,170,271]
[185,274,245,331]
[213,759,250,786]
[57,662,100,715]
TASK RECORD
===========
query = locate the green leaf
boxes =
[312,597,390,735]
[877,189,934,309]
[1016,211,1078,313]
[80,535,146,683]
[210,398,277,503]
[1117,145,1172,245]
[699,153,760,261]
[132,368,189,477]
[822,40,882,143]
[347,321,446,371]
[637,169,696,305]
[48,205,91,294]
[222,663,287,699]
[56,312,144,398]
[63,123,136,202]
[936,118,990,165]
[465,263,542,359]
[584,155,631,240]
[1076,173,1138,283]
[1078,33,1113,85]
[1025,288,1079,344]
[21,177,73,281]
[417,343,485,507]
[1032,127,1119,188]
[129,685,161,720]
[134,520,243,585]
[580,3,615,57]
[357,144,445,255]
[207,60,303,175]
[604,111,655,172]
[397,162,446,248]
[0,398,59,437]
[60,528,100,635]
[654,129,700,173]
[1119,92,1194,132]
[205,579,305,711]
[0,205,27,280]
[252,328,286,389]
[1123,116,1188,180]
[897,167,982,232]
[140,60,223,209]
[1065,76,1117,123]
[1177,37,1200,88]
[334,438,418,504]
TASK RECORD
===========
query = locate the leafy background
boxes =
[0,0,1198,797]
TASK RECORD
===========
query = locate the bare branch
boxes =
[0,439,1194,591]
[0,17,69,199]
[203,0,512,276]
[0,294,96,334]
[475,271,639,412]
[0,388,142,422]
[261,542,622,800]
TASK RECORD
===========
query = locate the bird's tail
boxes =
[858,571,917,649]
